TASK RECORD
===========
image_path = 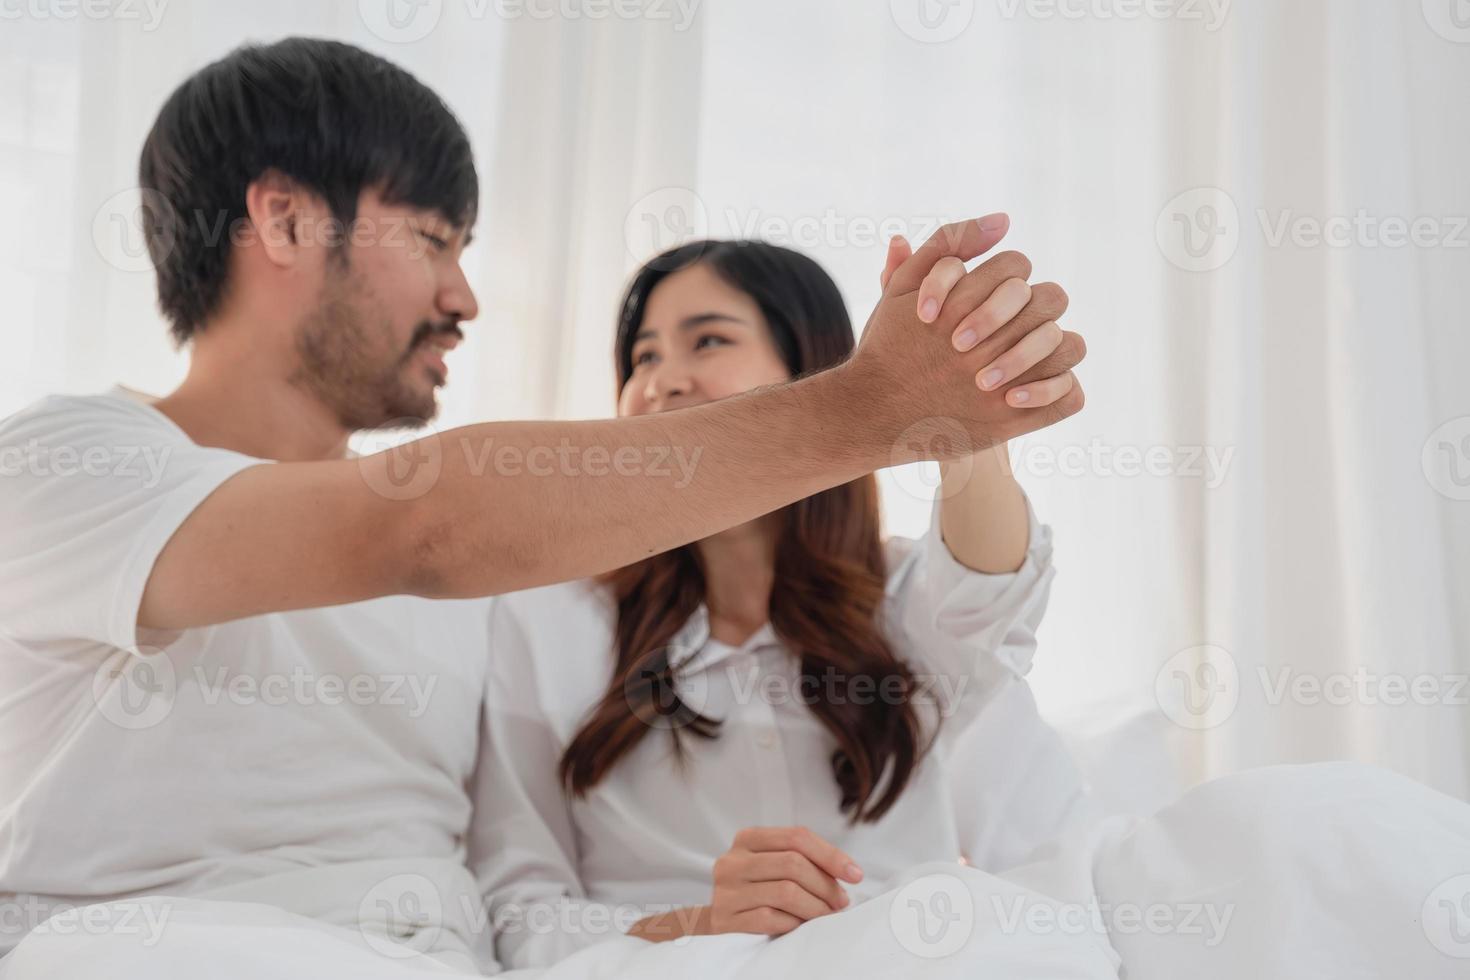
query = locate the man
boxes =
[0,37,1083,976]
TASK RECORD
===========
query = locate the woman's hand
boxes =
[707,826,864,936]
[627,826,864,943]
[881,233,1059,572]
[880,232,1076,412]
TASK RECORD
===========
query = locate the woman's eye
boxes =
[422,233,448,252]
[694,335,730,350]
[633,350,657,366]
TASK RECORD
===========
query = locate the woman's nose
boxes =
[645,364,692,404]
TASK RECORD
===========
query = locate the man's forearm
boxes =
[397,364,891,598]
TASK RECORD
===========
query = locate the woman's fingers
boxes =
[916,256,967,323]
[729,906,805,937]
[734,826,863,884]
[952,277,1031,352]
[977,319,1065,391]
[729,880,837,922]
[1006,369,1077,408]
[879,235,912,291]
[886,213,1010,296]
[746,851,849,911]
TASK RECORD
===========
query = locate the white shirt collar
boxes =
[668,605,782,677]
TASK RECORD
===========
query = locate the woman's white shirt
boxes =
[468,499,1088,970]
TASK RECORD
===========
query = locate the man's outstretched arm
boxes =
[138,218,1087,631]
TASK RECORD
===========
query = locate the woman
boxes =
[469,238,1090,970]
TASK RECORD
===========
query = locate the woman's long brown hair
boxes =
[559,241,932,823]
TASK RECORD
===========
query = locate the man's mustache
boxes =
[404,320,463,358]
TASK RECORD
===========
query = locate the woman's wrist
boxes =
[627,905,711,943]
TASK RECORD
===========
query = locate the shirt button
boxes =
[756,732,778,750]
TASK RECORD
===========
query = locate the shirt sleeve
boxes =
[882,491,1056,728]
[467,596,642,970]
[0,395,263,653]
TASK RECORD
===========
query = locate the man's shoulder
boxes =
[0,388,174,443]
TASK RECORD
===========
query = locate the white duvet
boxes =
[5,763,1467,979]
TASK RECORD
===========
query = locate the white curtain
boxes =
[4,0,1467,797]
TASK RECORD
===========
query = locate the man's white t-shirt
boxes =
[0,390,494,961]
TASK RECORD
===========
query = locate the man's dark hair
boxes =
[138,37,479,346]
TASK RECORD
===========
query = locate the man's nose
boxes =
[438,260,479,323]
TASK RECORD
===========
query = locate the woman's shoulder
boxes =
[487,579,620,710]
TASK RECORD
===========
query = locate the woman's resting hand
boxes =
[627,826,865,942]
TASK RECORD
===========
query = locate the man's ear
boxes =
[242,169,318,269]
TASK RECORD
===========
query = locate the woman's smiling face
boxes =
[618,262,793,418]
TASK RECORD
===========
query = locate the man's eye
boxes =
[421,232,448,252]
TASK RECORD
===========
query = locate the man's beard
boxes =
[290,265,460,432]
